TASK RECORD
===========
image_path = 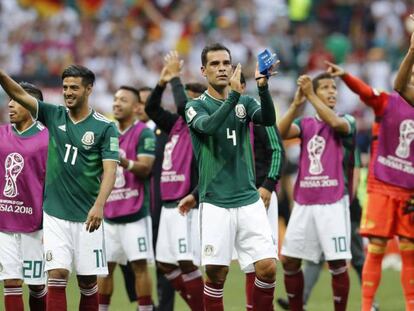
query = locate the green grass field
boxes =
[0,261,404,310]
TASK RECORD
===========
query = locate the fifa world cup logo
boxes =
[396,119,414,159]
[307,135,326,175]
[162,135,179,171]
[3,152,24,198]
[114,149,126,188]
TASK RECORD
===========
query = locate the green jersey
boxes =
[12,121,44,137]
[36,101,119,222]
[185,87,276,208]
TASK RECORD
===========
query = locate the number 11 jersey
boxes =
[36,101,119,222]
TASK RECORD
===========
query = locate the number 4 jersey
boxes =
[36,101,119,222]
[185,91,262,208]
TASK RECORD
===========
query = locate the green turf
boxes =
[0,262,404,310]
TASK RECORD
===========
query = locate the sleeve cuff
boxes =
[191,188,199,201]
[258,84,269,93]
[261,177,277,192]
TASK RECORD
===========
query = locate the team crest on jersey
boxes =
[235,104,246,119]
[3,152,24,198]
[46,250,53,262]
[204,244,214,256]
[81,131,95,146]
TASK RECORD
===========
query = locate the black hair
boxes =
[185,83,207,95]
[61,65,95,87]
[19,82,43,101]
[137,87,153,103]
[118,85,140,101]
[201,43,232,66]
[312,73,334,92]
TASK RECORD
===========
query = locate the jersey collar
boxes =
[68,108,93,125]
[11,120,37,135]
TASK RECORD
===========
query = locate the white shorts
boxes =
[0,230,45,285]
[241,192,279,273]
[156,206,200,266]
[200,199,276,271]
[104,216,154,265]
[43,212,108,276]
[281,196,352,263]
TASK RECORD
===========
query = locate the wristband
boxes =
[127,160,134,171]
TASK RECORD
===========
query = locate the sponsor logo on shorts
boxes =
[204,244,214,256]
[46,250,53,262]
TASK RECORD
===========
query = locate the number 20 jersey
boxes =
[36,101,119,222]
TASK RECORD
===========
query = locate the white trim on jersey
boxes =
[93,112,111,124]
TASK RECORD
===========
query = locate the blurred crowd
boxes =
[0,0,414,144]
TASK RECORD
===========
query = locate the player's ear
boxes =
[86,84,93,96]
[132,102,139,114]
[201,66,207,78]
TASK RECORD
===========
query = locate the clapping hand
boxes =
[159,50,183,86]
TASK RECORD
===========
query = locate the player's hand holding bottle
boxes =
[255,60,280,87]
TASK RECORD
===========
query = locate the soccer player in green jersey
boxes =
[185,43,278,310]
[0,65,119,311]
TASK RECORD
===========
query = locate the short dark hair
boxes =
[185,83,207,95]
[312,73,334,92]
[19,82,43,101]
[118,85,140,101]
[61,65,95,87]
[201,43,232,66]
[137,87,153,103]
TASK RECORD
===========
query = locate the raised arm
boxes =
[0,69,38,116]
[278,88,306,139]
[250,61,280,126]
[326,61,387,114]
[161,51,188,117]
[299,75,350,135]
[394,14,414,106]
